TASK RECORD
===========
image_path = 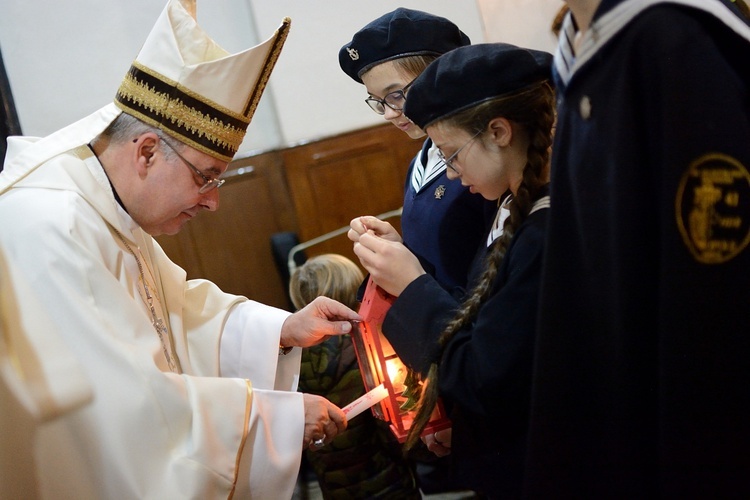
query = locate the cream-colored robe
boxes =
[0,104,305,499]
[0,247,93,498]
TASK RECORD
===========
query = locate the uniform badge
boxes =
[676,153,750,264]
[579,95,592,120]
[347,47,359,61]
[434,185,446,199]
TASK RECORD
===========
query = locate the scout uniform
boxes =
[387,43,554,497]
[528,0,750,496]
[339,7,496,293]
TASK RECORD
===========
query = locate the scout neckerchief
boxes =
[486,194,550,246]
[411,138,446,193]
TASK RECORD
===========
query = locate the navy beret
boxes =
[339,8,470,84]
[404,43,553,129]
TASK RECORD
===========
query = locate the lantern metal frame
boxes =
[351,277,451,442]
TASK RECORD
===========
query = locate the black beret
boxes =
[339,8,470,84]
[404,43,553,129]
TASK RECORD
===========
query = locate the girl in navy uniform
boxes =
[349,43,555,498]
[528,0,750,497]
[339,8,496,295]
[338,9,495,495]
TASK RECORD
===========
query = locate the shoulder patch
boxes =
[676,153,750,264]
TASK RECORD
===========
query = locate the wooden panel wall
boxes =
[156,124,421,311]
[282,124,419,262]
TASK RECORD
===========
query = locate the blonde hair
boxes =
[391,54,439,80]
[289,254,364,311]
[735,0,750,20]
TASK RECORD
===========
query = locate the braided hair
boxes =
[404,81,555,451]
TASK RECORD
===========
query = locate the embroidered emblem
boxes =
[347,47,359,61]
[434,185,446,199]
[676,153,750,264]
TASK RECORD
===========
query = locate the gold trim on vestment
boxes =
[241,17,291,120]
[228,380,253,500]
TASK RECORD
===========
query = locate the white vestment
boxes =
[0,246,93,498]
[0,104,305,499]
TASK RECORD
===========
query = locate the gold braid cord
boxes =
[242,17,291,120]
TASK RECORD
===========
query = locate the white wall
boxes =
[0,0,564,158]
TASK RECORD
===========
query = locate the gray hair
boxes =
[96,113,182,161]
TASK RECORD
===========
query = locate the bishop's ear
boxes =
[132,134,159,172]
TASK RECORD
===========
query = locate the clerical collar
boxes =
[87,143,128,213]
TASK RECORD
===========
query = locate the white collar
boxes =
[554,0,750,89]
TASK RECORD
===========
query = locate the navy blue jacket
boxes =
[384,196,549,498]
[401,138,495,293]
[528,1,750,497]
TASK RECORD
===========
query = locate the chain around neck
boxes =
[113,228,181,373]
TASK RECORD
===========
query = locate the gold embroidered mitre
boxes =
[115,0,290,162]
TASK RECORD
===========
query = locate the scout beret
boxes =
[404,43,553,129]
[339,8,470,84]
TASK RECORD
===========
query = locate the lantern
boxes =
[350,277,451,442]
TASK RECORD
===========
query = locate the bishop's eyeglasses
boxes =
[160,137,225,194]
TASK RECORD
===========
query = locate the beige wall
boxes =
[477,0,565,51]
